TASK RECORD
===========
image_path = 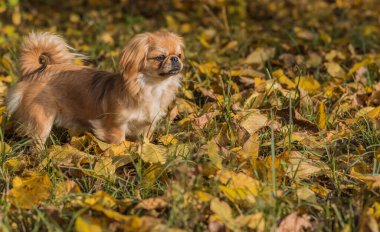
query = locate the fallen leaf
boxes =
[140,142,168,164]
[9,172,52,209]
[75,215,104,232]
[207,139,223,169]
[325,62,346,79]
[217,170,262,205]
[294,27,315,40]
[159,134,178,145]
[318,101,327,130]
[273,69,296,89]
[238,110,269,135]
[94,157,116,180]
[210,198,238,230]
[286,151,330,179]
[134,197,167,211]
[294,75,321,93]
[245,47,275,65]
[278,212,313,232]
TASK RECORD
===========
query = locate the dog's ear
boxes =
[119,33,150,95]
[175,35,185,61]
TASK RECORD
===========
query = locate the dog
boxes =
[7,31,184,149]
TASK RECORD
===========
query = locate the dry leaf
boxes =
[217,170,261,205]
[159,134,178,145]
[294,75,321,93]
[134,197,167,211]
[75,216,104,232]
[9,172,52,209]
[207,139,223,169]
[238,111,269,135]
[286,151,330,179]
[325,62,346,79]
[245,47,275,65]
[140,142,168,164]
[278,212,313,232]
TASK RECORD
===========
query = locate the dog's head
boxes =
[120,31,184,86]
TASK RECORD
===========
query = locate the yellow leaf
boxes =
[140,142,168,164]
[319,31,332,44]
[318,102,327,130]
[168,143,191,157]
[207,140,223,169]
[363,25,378,36]
[1,56,12,72]
[176,98,199,114]
[103,141,134,156]
[4,158,25,172]
[245,47,275,65]
[217,170,261,205]
[238,133,259,165]
[348,57,375,76]
[55,180,81,200]
[159,134,178,146]
[294,75,321,93]
[286,151,330,179]
[94,157,116,180]
[69,14,80,23]
[294,27,315,40]
[183,89,194,100]
[325,50,346,61]
[0,141,11,154]
[8,172,52,209]
[235,213,265,231]
[296,187,317,204]
[273,69,295,89]
[12,6,21,25]
[196,35,211,48]
[88,133,112,151]
[194,61,219,76]
[100,32,114,44]
[75,216,103,232]
[179,23,192,33]
[325,62,346,79]
[306,53,322,68]
[367,106,380,120]
[196,191,214,202]
[42,145,91,168]
[210,198,237,229]
[201,28,217,41]
[223,40,238,51]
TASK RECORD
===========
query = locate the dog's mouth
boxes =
[159,68,181,76]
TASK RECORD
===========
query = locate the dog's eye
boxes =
[178,54,182,58]
[155,55,166,62]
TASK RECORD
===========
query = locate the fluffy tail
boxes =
[20,32,80,77]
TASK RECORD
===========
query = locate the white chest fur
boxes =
[123,74,181,135]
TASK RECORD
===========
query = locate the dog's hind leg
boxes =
[21,105,55,151]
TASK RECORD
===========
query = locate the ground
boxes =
[0,0,380,231]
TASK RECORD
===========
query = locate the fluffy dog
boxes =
[7,31,184,148]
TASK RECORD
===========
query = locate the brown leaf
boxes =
[134,197,167,211]
[238,110,269,135]
[278,212,313,232]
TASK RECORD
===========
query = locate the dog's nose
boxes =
[170,56,179,63]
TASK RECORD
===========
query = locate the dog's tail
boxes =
[20,32,81,77]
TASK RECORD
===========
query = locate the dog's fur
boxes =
[7,31,184,148]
